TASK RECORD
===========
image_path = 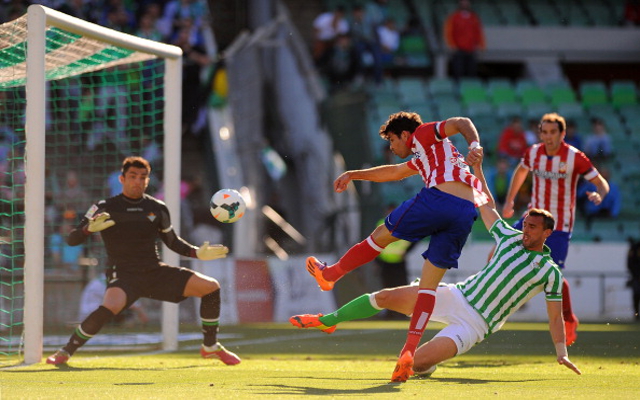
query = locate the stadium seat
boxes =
[557,102,585,119]
[525,0,564,26]
[610,80,638,109]
[435,99,464,120]
[397,77,428,105]
[520,87,547,106]
[491,87,518,106]
[580,81,608,107]
[497,102,524,119]
[550,87,578,107]
[427,77,456,97]
[466,102,495,118]
[494,0,530,25]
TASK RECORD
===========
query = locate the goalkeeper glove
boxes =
[196,241,229,260]
[87,212,115,233]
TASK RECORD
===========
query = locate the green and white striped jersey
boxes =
[457,219,563,335]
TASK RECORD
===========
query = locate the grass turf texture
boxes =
[1,321,639,399]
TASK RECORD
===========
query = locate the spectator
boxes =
[159,0,206,42]
[583,118,613,161]
[312,6,349,63]
[49,209,85,273]
[350,4,383,83]
[58,170,91,218]
[564,119,583,150]
[627,238,640,321]
[136,6,164,42]
[485,157,512,208]
[444,0,485,79]
[498,116,528,166]
[376,17,400,67]
[320,33,362,92]
[523,118,539,146]
[624,0,640,26]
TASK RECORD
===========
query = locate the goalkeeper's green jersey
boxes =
[457,219,563,335]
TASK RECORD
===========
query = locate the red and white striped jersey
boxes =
[406,121,486,205]
[521,142,599,232]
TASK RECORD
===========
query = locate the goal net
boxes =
[0,5,182,365]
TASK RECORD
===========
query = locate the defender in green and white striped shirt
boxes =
[290,152,581,379]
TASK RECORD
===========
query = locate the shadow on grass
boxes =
[2,364,205,373]
[246,383,401,396]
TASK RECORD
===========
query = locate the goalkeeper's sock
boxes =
[400,289,436,356]
[561,278,576,322]
[200,290,221,346]
[319,293,383,326]
[63,306,114,355]
[324,236,383,282]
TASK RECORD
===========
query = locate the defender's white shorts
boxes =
[428,283,490,355]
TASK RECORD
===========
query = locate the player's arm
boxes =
[586,173,610,206]
[158,205,228,260]
[502,163,529,218]
[442,116,481,147]
[468,151,500,230]
[546,300,582,375]
[334,162,418,192]
[67,203,113,245]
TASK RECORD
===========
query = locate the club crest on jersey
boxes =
[147,212,156,222]
[559,162,567,174]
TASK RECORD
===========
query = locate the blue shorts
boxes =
[513,217,571,268]
[385,187,477,270]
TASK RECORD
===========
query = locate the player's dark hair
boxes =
[539,112,566,133]
[121,156,151,175]
[527,208,555,231]
[379,111,422,140]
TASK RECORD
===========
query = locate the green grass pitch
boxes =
[1,321,639,399]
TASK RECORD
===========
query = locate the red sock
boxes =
[562,278,575,322]
[323,236,383,282]
[401,289,436,356]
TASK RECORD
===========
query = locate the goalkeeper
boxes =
[47,156,240,366]
[291,152,581,380]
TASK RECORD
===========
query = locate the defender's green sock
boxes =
[319,293,382,326]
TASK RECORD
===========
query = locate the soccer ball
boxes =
[209,188,246,223]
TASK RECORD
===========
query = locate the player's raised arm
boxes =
[546,300,582,375]
[334,162,417,192]
[467,152,500,231]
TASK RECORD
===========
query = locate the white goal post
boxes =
[22,4,183,364]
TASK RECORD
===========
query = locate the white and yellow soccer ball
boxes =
[209,188,246,223]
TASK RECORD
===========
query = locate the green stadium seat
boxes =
[497,102,524,119]
[521,87,547,106]
[610,80,638,109]
[396,34,430,67]
[397,77,428,105]
[557,102,585,119]
[427,77,455,97]
[435,99,463,120]
[580,81,608,107]
[525,102,552,119]
[491,87,518,106]
[466,102,495,118]
[550,87,578,107]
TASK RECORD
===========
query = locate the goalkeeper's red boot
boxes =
[306,257,335,291]
[200,343,241,365]
[46,349,70,365]
[391,351,414,383]
[565,315,579,346]
[289,313,337,334]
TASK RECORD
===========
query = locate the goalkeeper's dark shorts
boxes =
[105,263,194,306]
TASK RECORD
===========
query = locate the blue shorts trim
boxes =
[385,187,477,270]
[513,217,571,268]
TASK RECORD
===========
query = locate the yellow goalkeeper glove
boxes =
[87,212,115,232]
[196,241,229,260]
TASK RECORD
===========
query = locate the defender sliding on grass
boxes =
[293,153,581,381]
[47,157,240,366]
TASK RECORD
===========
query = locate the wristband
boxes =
[555,342,568,358]
[469,141,480,150]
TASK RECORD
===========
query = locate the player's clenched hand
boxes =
[466,146,484,168]
[334,172,352,193]
[558,355,582,375]
[586,191,602,206]
[87,212,115,232]
[502,201,515,219]
[196,241,229,260]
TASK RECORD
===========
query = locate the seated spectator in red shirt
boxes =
[498,116,528,166]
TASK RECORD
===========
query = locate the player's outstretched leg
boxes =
[306,257,335,291]
[201,343,241,365]
[289,313,337,334]
[391,351,414,382]
[46,305,114,365]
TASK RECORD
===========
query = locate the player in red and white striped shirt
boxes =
[305,111,486,382]
[503,112,610,346]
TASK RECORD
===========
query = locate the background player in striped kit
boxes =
[305,112,488,381]
[502,113,610,346]
[291,154,582,380]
